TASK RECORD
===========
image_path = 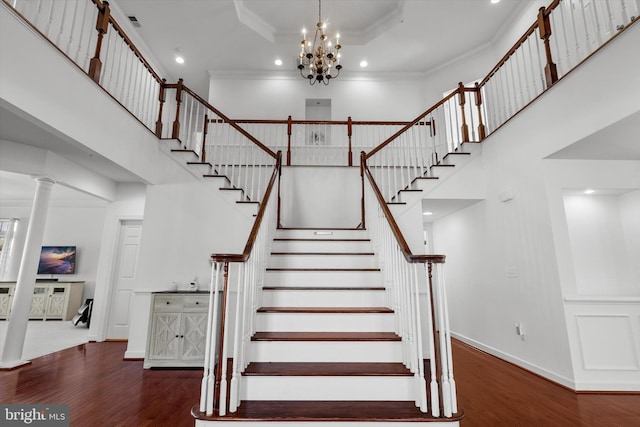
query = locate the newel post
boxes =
[172,78,184,141]
[155,79,167,138]
[457,83,470,143]
[215,262,230,412]
[201,114,209,162]
[360,151,366,230]
[88,1,111,83]
[286,115,292,166]
[347,116,353,166]
[537,7,558,88]
[474,82,486,141]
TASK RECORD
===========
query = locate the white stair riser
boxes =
[261,289,387,307]
[429,166,455,180]
[264,270,382,287]
[203,176,229,188]
[272,240,373,253]
[457,141,482,154]
[218,189,245,203]
[241,376,415,401]
[255,312,395,332]
[442,154,471,167]
[170,150,198,162]
[275,229,369,240]
[397,191,422,205]
[187,163,212,174]
[249,341,403,363]
[268,254,378,269]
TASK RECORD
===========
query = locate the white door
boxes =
[107,220,143,339]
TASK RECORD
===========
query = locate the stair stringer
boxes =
[163,138,261,218]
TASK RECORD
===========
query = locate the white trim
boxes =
[123,350,146,360]
[564,295,640,304]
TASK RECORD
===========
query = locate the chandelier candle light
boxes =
[298,0,342,85]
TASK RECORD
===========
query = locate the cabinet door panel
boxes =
[149,312,181,360]
[46,286,68,318]
[0,286,11,317]
[181,312,208,360]
[30,286,49,317]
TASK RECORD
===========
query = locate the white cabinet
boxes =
[0,281,84,321]
[0,283,13,318]
[144,292,210,368]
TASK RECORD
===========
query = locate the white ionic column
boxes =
[0,177,55,369]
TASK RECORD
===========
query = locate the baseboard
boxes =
[451,332,576,390]
[124,350,145,360]
[574,381,640,392]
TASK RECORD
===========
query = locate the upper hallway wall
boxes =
[208,74,431,121]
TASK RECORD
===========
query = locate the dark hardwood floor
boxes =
[1,339,639,426]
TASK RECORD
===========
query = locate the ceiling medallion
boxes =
[298,0,342,85]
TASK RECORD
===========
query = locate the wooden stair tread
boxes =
[257,307,393,313]
[251,332,401,341]
[273,238,371,242]
[270,252,375,256]
[266,268,380,271]
[243,362,412,376]
[262,286,385,291]
[193,400,463,421]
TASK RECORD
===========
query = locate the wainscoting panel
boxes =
[564,297,640,391]
[576,314,639,370]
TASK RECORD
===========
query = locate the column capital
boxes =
[34,176,57,185]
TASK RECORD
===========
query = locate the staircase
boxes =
[195,228,462,426]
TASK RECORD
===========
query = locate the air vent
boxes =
[128,16,141,27]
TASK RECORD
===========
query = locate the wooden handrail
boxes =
[365,90,459,160]
[361,152,445,265]
[211,151,282,263]
[478,1,561,87]
[91,0,163,84]
[173,84,278,159]
[224,118,432,127]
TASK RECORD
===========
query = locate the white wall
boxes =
[564,192,639,295]
[0,200,106,301]
[90,183,146,342]
[124,180,256,355]
[208,75,429,122]
[431,23,640,390]
[621,191,640,285]
[279,166,361,228]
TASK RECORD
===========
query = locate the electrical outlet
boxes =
[515,322,525,340]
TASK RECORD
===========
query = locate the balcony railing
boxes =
[365,0,638,202]
[5,0,637,204]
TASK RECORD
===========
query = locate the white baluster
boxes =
[219,264,233,416]
[205,262,222,416]
[438,263,457,414]
[413,264,428,412]
[229,263,245,413]
[424,262,440,417]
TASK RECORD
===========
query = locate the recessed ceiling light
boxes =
[423,211,433,216]
[174,48,184,64]
[360,60,368,68]
[491,0,501,4]
[274,58,283,66]
[584,189,595,194]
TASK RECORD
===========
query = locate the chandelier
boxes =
[298,0,342,85]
